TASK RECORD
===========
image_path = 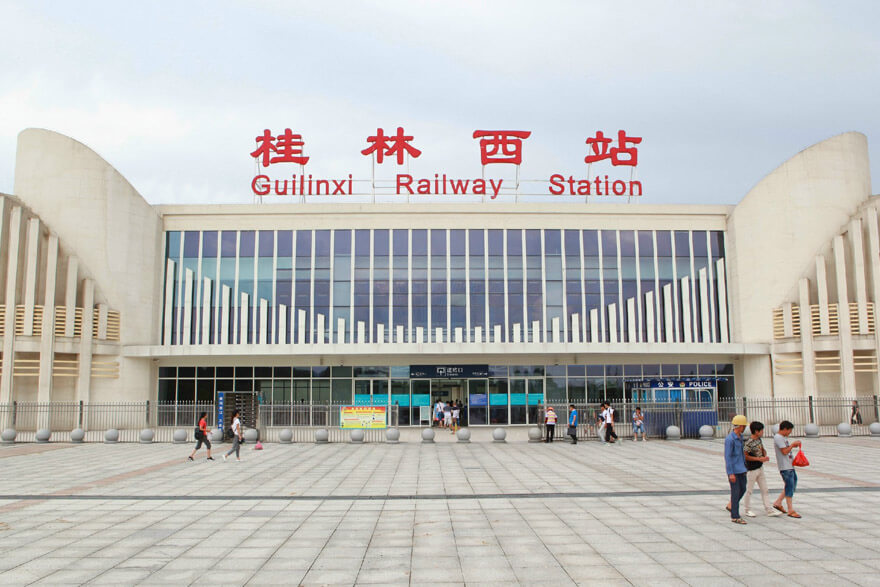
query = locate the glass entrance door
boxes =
[468,379,487,425]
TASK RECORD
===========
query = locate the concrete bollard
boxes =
[385,428,400,443]
[36,428,51,443]
[350,429,365,443]
[279,429,293,444]
[805,423,820,438]
[665,425,681,440]
[1,428,16,444]
[139,429,154,444]
[492,428,507,443]
[211,429,224,443]
[870,422,880,436]
[104,429,119,444]
[244,429,259,443]
[698,425,715,440]
[173,429,188,444]
[456,428,471,443]
[837,422,852,437]
[70,428,85,443]
[315,428,329,444]
[421,428,435,443]
[527,427,543,443]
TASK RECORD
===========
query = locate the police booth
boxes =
[628,378,718,437]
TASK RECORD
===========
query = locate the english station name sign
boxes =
[251,127,643,199]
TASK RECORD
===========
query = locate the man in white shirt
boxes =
[603,402,618,444]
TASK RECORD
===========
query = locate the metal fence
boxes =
[0,397,876,442]
[542,396,880,440]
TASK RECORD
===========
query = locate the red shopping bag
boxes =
[792,448,809,467]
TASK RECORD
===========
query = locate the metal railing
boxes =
[0,398,876,442]
[541,396,880,440]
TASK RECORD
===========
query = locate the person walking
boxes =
[725,415,749,524]
[188,411,214,461]
[567,404,578,444]
[742,421,782,518]
[632,406,646,442]
[596,404,607,444]
[223,409,243,462]
[544,406,558,443]
[851,400,862,425]
[772,420,802,518]
[443,401,453,432]
[451,401,461,433]
[604,402,618,444]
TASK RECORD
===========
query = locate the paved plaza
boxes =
[1,436,879,586]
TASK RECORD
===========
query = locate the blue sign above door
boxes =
[409,365,489,378]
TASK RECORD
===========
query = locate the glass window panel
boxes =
[258,231,274,257]
[240,231,255,257]
[221,231,237,257]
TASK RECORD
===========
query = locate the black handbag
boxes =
[194,427,203,440]
[567,425,577,436]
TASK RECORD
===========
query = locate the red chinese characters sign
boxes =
[250,128,643,198]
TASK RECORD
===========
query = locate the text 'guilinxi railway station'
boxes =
[0,127,877,437]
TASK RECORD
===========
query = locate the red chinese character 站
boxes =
[361,127,422,165]
[472,130,531,165]
[585,130,642,166]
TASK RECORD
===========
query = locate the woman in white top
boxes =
[224,409,243,461]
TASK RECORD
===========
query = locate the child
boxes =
[742,421,782,517]
[632,407,646,442]
[772,420,803,518]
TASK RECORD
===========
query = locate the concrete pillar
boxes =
[76,279,95,404]
[798,278,817,398]
[0,207,23,403]
[866,208,880,398]
[38,235,59,410]
[23,218,40,336]
[833,236,856,396]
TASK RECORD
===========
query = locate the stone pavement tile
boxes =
[260,557,315,571]
[409,566,464,584]
[192,569,256,584]
[683,578,744,587]
[460,564,517,583]
[511,565,575,584]
[630,579,690,587]
[612,563,676,580]
[244,569,308,585]
[563,564,626,581]
[355,567,413,584]
[300,568,360,585]
[602,551,656,565]
[664,562,730,579]
[837,573,880,587]
[212,556,265,571]
[649,551,705,565]
[310,555,363,570]
[88,568,153,584]
[33,569,103,585]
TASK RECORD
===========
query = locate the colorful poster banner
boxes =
[340,406,387,429]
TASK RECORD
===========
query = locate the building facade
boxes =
[1,129,876,428]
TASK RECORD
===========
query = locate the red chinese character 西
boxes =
[361,127,422,164]
[472,130,531,165]
[585,130,642,166]
[250,129,310,167]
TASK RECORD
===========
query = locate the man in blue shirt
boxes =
[568,405,578,444]
[725,415,749,524]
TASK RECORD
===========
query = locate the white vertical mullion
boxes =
[465,229,471,342]
[616,230,623,344]
[407,229,413,343]
[598,231,606,342]
[233,231,241,344]
[369,230,374,344]
[427,231,432,341]
[272,230,278,343]
[329,229,335,343]
[388,231,394,340]
[195,231,203,343]
[560,230,568,343]
[349,230,355,344]
[289,230,297,345]
[483,230,489,342]
[579,229,587,342]
[309,230,315,344]
[634,230,642,343]
[502,230,509,343]
[541,229,548,343]
[706,231,717,343]
[652,231,660,342]
[446,229,451,344]
[521,230,527,342]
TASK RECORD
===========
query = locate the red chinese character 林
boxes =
[585,130,642,166]
[251,129,310,167]
[361,127,422,164]
[472,130,531,165]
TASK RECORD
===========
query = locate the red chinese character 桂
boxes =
[251,129,276,167]
[472,130,531,165]
[585,130,642,166]
[250,129,310,167]
[361,127,422,164]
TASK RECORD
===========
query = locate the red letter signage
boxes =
[251,129,310,167]
[585,130,642,166]
[362,127,422,165]
[472,130,531,165]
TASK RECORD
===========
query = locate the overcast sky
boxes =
[1,0,878,205]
